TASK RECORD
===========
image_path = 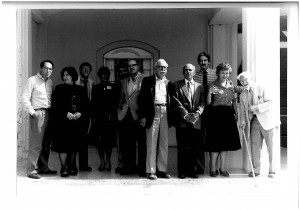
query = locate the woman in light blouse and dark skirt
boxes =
[204,62,241,177]
[51,67,89,177]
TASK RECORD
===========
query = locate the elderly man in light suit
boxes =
[238,71,280,178]
[172,63,205,179]
[117,59,146,176]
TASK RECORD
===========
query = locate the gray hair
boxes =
[237,71,252,81]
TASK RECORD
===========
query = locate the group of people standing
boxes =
[22,51,280,180]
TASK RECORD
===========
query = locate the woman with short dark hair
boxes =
[92,66,117,172]
[51,66,89,177]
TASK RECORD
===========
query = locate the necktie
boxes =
[203,70,208,99]
[187,81,192,102]
[83,80,89,99]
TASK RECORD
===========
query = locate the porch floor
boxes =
[15,146,295,209]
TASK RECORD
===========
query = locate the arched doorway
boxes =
[96,40,160,83]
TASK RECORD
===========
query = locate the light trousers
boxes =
[250,117,277,174]
[27,109,49,175]
[146,106,169,174]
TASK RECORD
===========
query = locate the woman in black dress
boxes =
[51,67,88,177]
[204,62,241,177]
[91,66,117,172]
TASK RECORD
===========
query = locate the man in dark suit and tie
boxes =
[117,59,146,176]
[172,63,205,179]
[139,59,173,180]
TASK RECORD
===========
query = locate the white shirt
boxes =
[22,73,53,115]
[185,78,195,97]
[154,75,167,104]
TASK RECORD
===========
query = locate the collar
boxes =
[155,75,166,82]
[79,76,89,84]
[185,79,194,85]
[129,72,140,82]
[37,72,46,81]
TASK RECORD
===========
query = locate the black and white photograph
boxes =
[0,0,299,209]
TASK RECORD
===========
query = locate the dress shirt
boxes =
[75,76,93,101]
[154,75,167,104]
[127,72,140,96]
[22,73,52,115]
[185,79,195,97]
[194,68,217,85]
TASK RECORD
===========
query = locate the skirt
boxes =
[204,106,241,152]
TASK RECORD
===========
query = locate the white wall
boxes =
[45,9,209,87]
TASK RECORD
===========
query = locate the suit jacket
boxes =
[239,83,280,138]
[172,79,205,129]
[117,73,144,121]
[139,74,173,128]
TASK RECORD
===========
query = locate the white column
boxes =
[17,9,32,159]
[242,8,281,172]
[287,4,299,207]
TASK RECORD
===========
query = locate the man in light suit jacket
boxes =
[238,71,280,178]
[117,59,146,176]
[140,59,173,180]
[172,63,205,179]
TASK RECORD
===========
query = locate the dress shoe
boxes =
[115,167,122,173]
[157,171,171,179]
[219,169,229,177]
[28,173,41,179]
[79,165,92,172]
[178,174,186,179]
[147,173,157,180]
[68,168,78,176]
[38,169,57,175]
[210,171,218,177]
[248,172,260,177]
[105,163,111,172]
[268,172,275,178]
[187,174,199,178]
[119,167,130,175]
[60,169,69,177]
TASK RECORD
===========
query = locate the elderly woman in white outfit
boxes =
[238,71,280,178]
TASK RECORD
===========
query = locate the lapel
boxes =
[252,84,259,105]
[193,82,200,105]
[123,77,130,98]
[150,75,156,99]
[180,80,189,102]
[127,74,141,98]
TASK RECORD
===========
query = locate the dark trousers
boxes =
[176,125,200,176]
[79,133,89,168]
[119,110,146,173]
[195,110,207,173]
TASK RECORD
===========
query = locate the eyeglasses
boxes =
[156,66,168,70]
[128,64,137,68]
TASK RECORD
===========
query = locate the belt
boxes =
[155,103,167,107]
[34,108,49,111]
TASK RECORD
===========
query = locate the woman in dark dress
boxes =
[91,66,117,172]
[204,62,241,177]
[51,66,88,177]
